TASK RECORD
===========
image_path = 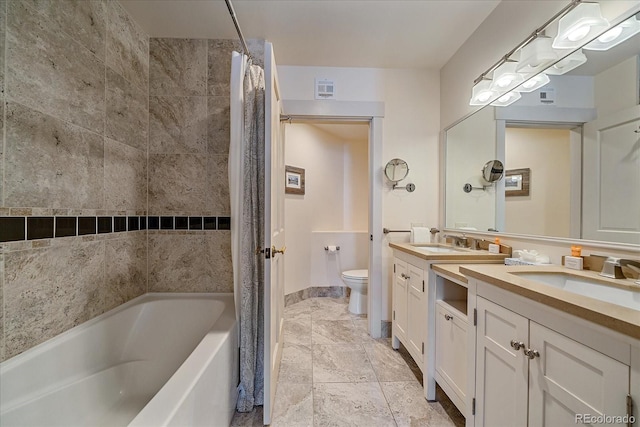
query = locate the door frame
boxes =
[280,100,385,338]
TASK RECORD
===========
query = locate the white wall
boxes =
[505,128,571,237]
[278,66,440,320]
[283,123,369,294]
[594,55,639,118]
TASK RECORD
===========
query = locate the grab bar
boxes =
[383,228,411,234]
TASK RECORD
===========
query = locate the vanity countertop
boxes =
[389,242,509,262]
[460,264,640,340]
[431,264,469,284]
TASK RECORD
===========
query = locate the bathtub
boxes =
[0,293,238,427]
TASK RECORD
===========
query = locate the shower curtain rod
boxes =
[224,0,252,61]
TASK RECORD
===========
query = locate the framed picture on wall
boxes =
[505,168,530,197]
[285,165,305,195]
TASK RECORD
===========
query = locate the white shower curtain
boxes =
[229,52,266,412]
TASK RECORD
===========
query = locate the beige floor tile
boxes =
[381,381,455,427]
[312,344,377,383]
[313,382,396,427]
[363,340,418,382]
[311,320,371,344]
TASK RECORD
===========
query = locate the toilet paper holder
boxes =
[324,246,341,251]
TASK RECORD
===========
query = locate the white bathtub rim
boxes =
[128,298,237,427]
[0,293,233,372]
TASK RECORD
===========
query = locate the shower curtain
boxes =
[229,52,266,412]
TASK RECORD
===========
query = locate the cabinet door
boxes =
[475,297,529,427]
[393,259,408,341]
[528,322,630,427]
[435,302,467,409]
[407,263,426,364]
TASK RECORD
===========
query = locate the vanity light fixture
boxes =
[516,36,558,74]
[552,2,609,49]
[469,79,498,106]
[546,49,588,75]
[584,15,640,50]
[490,91,521,107]
[469,0,581,108]
[517,73,551,92]
[489,61,525,92]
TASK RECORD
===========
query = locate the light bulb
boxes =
[567,25,590,41]
[597,26,623,43]
[498,94,511,103]
[477,91,492,102]
[522,79,537,89]
[496,76,513,88]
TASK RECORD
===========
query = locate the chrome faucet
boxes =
[443,233,468,247]
[601,257,640,284]
[620,259,640,285]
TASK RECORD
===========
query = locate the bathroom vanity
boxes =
[431,263,640,427]
[388,243,507,375]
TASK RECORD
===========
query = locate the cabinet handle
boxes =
[510,340,525,351]
[444,314,453,321]
[524,348,540,359]
[400,273,410,280]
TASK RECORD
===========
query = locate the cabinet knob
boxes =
[400,273,410,280]
[510,340,525,351]
[524,348,540,359]
[444,314,453,321]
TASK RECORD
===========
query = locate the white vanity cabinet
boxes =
[471,284,636,427]
[392,257,426,370]
[435,300,468,413]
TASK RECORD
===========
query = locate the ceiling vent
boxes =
[315,78,335,100]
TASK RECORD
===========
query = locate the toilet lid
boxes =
[342,269,368,280]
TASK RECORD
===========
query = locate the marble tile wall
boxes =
[147,37,262,293]
[0,0,149,361]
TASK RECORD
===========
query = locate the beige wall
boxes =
[505,128,571,238]
[278,65,440,321]
[284,123,369,294]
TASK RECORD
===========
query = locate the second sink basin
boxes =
[512,272,640,312]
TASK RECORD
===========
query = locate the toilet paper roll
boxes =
[327,245,337,254]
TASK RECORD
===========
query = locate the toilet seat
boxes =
[342,269,368,281]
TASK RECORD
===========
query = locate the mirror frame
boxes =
[440,2,640,251]
[384,158,410,183]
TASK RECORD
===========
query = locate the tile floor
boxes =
[231,297,464,426]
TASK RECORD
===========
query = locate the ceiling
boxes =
[120,0,501,69]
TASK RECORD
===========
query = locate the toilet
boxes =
[341,269,368,314]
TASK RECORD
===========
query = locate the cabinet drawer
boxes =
[435,300,468,411]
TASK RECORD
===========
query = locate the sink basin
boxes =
[412,245,466,254]
[512,272,640,311]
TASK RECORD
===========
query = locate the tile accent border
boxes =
[0,215,231,243]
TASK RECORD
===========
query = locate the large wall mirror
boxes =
[445,3,640,246]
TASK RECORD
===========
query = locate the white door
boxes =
[528,322,629,427]
[263,41,285,425]
[583,105,640,244]
[475,297,529,427]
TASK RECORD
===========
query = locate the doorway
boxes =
[278,100,384,338]
[283,121,370,310]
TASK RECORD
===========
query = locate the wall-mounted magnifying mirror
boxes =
[384,158,409,182]
[384,158,415,192]
[482,160,504,182]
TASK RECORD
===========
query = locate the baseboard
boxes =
[284,286,349,306]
